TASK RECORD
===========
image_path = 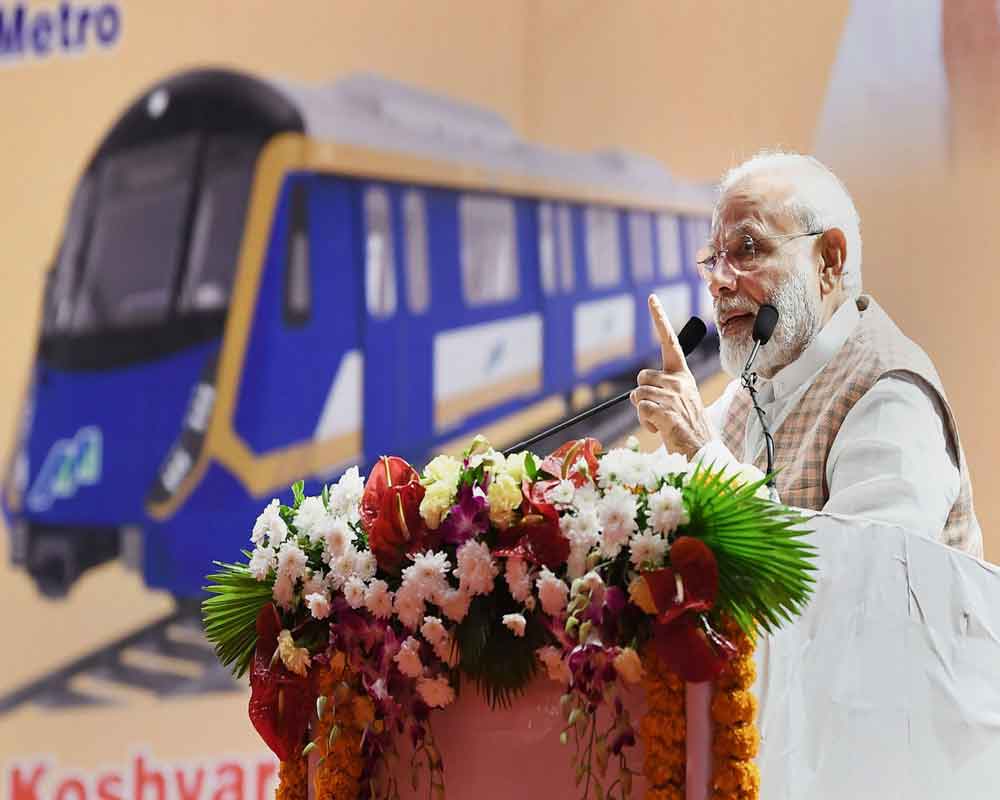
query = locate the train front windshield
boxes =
[41,132,262,365]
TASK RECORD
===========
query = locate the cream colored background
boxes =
[2,0,997,781]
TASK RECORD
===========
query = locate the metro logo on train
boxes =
[0,1,121,61]
[1,69,716,602]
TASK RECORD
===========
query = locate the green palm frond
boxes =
[454,578,545,708]
[202,557,274,679]
[682,464,817,637]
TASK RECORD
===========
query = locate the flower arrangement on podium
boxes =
[203,434,815,800]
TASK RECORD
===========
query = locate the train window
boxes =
[557,204,575,292]
[657,213,682,277]
[404,190,430,314]
[364,186,397,319]
[284,182,311,325]
[538,202,557,296]
[585,206,621,289]
[459,194,518,306]
[180,137,259,313]
[46,175,95,333]
[71,134,199,332]
[628,211,654,282]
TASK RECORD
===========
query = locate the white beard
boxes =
[717,269,823,379]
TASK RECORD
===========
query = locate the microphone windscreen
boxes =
[678,316,708,356]
[753,305,779,344]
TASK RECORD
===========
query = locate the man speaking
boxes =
[631,152,982,557]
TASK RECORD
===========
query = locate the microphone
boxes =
[501,316,708,457]
[740,304,778,487]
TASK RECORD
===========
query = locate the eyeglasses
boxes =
[696,230,824,279]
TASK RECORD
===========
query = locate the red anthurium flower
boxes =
[495,477,570,568]
[361,456,436,573]
[538,438,603,486]
[248,604,318,761]
[642,537,736,682]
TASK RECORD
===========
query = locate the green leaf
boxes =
[292,480,305,507]
[321,483,331,509]
[201,561,273,679]
[524,451,538,481]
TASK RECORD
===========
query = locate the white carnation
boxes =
[401,551,451,603]
[343,576,367,609]
[328,546,359,590]
[355,550,377,581]
[648,485,688,535]
[536,567,570,616]
[416,676,455,708]
[547,479,575,506]
[251,499,288,545]
[248,545,277,580]
[439,587,472,623]
[505,557,533,603]
[598,485,638,558]
[420,616,448,647]
[394,583,425,630]
[305,591,331,620]
[454,540,499,597]
[277,540,308,582]
[321,517,353,562]
[329,466,364,521]
[365,579,394,619]
[272,573,297,611]
[394,636,424,678]
[292,496,331,543]
[301,569,326,598]
[503,613,527,637]
[629,531,668,569]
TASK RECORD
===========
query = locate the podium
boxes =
[380,513,1000,799]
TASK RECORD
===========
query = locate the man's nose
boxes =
[706,258,739,297]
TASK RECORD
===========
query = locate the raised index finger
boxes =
[648,294,687,373]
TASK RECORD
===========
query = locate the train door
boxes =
[230,173,364,486]
[539,202,576,397]
[648,210,698,349]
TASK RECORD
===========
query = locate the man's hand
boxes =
[630,295,713,458]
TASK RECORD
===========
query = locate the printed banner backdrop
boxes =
[1,1,998,795]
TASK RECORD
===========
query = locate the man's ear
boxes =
[818,228,847,294]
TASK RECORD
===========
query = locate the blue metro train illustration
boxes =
[3,69,714,600]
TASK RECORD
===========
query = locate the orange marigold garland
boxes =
[640,648,686,799]
[312,655,366,800]
[710,616,760,800]
[276,756,308,800]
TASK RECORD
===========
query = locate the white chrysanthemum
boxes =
[625,435,640,451]
[301,569,326,598]
[420,616,448,647]
[394,636,424,678]
[536,645,570,684]
[394,583,425,630]
[502,613,527,637]
[292,496,331,543]
[365,579,394,619]
[438,587,472,623]
[453,540,499,597]
[328,466,364,521]
[401,551,452,602]
[597,449,630,489]
[343,576,367,609]
[598,485,638,558]
[536,567,569,616]
[305,591,331,620]
[248,545,277,580]
[322,517,353,562]
[648,445,690,481]
[648,485,688,535]
[574,482,599,513]
[629,531,668,569]
[505,557,532,603]
[355,550,377,581]
[272,573,297,611]
[416,676,455,708]
[251,499,288,545]
[328,546,359,590]
[277,540,308,581]
[547,479,575,506]
[277,630,311,676]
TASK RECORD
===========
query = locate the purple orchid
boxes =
[438,483,490,546]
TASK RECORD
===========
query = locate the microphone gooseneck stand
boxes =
[739,305,779,489]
